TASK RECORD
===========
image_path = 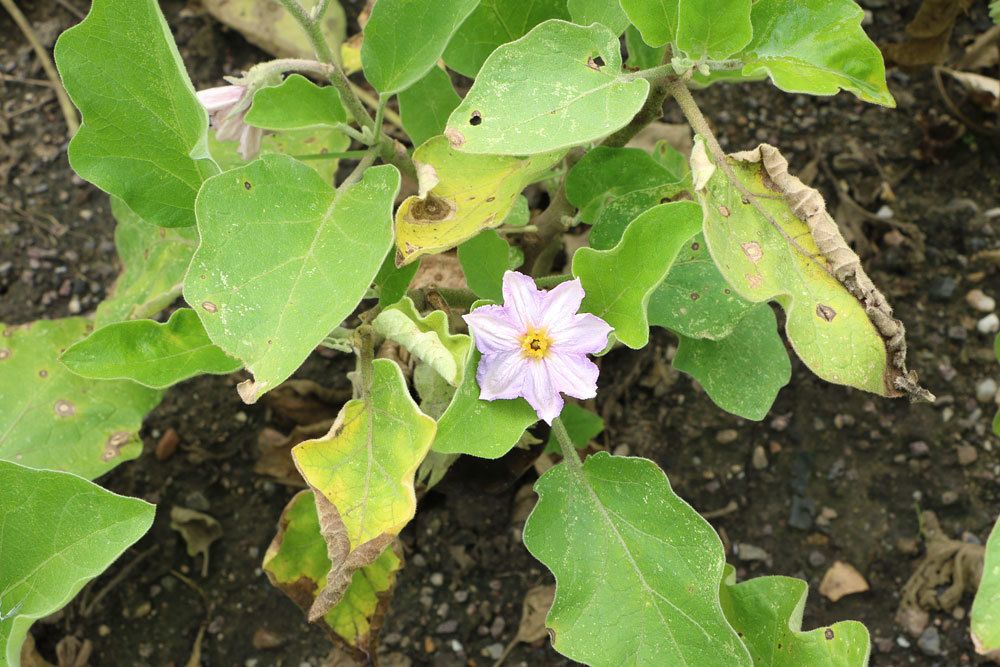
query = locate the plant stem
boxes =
[247,57,334,81]
[295,149,373,160]
[355,324,375,400]
[340,149,378,189]
[276,0,337,64]
[351,83,405,132]
[551,417,583,472]
[663,77,727,162]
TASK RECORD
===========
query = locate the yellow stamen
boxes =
[520,327,552,360]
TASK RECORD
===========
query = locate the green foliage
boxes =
[394,136,562,265]
[445,21,650,155]
[245,74,347,130]
[992,0,1000,24]
[398,67,461,148]
[620,0,679,48]
[625,24,666,68]
[673,304,791,421]
[374,252,419,308]
[263,491,402,653]
[432,346,537,458]
[61,309,241,389]
[458,230,514,302]
[95,198,197,327]
[0,460,154,665]
[443,0,569,77]
[972,515,1000,656]
[0,318,162,479]
[574,201,702,349]
[523,452,750,666]
[676,0,752,60]
[361,0,479,94]
[648,232,754,340]
[372,298,471,386]
[184,157,400,403]
[544,403,603,453]
[567,0,629,34]
[694,139,896,396]
[208,127,351,187]
[55,0,218,228]
[720,567,871,665]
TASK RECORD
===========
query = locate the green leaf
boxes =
[443,0,570,78]
[95,198,197,327]
[972,515,1000,656]
[574,201,703,349]
[675,0,752,60]
[0,460,155,666]
[372,298,471,386]
[720,568,871,665]
[374,252,419,308]
[54,0,218,228]
[458,230,511,302]
[620,0,679,48]
[394,135,563,265]
[398,67,461,148]
[693,139,915,397]
[263,490,402,655]
[432,346,537,458]
[568,0,629,34]
[244,74,348,130]
[648,232,755,340]
[0,318,162,479]
[184,157,400,403]
[292,359,435,568]
[992,0,1000,25]
[61,309,241,389]
[544,403,603,453]
[523,452,750,666]
[625,25,667,69]
[361,0,479,94]
[208,127,352,188]
[673,304,790,420]
[444,20,650,155]
[739,0,894,107]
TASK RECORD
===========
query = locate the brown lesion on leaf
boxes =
[0,348,10,360]
[586,54,606,71]
[741,241,764,263]
[746,273,763,289]
[102,431,131,460]
[38,369,48,378]
[718,205,731,217]
[690,292,700,301]
[53,399,75,417]
[816,304,837,322]
[444,128,464,148]
[409,194,454,222]
[824,628,835,640]
[201,301,217,314]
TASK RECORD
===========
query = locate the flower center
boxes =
[520,327,552,360]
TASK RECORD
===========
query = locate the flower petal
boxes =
[550,313,613,355]
[214,113,245,142]
[501,271,543,329]
[196,85,244,112]
[539,278,585,328]
[544,351,599,400]
[476,350,526,401]
[523,360,564,424]
[239,125,263,160]
[464,305,522,354]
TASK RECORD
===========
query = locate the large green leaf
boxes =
[398,67,461,148]
[291,360,434,608]
[738,0,894,107]
[523,452,750,666]
[443,0,569,78]
[0,318,162,479]
[394,136,562,265]
[675,0,752,60]
[458,230,512,302]
[372,298,471,386]
[693,139,921,397]
[568,0,629,34]
[263,491,402,655]
[61,309,241,389]
[574,201,703,349]
[54,0,218,228]
[184,158,400,403]
[0,460,154,666]
[208,128,351,188]
[374,252,419,308]
[673,304,790,421]
[432,346,537,458]
[444,21,650,155]
[244,74,348,130]
[972,515,1000,657]
[720,568,871,665]
[95,198,197,327]
[620,0,679,48]
[361,0,479,94]
[648,232,755,340]
[625,24,667,69]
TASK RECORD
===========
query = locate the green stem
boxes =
[355,325,375,400]
[246,57,333,81]
[295,149,374,160]
[340,149,378,190]
[334,123,369,144]
[551,417,583,472]
[374,94,388,135]
[275,0,336,64]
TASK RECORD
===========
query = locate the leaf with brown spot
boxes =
[0,318,161,479]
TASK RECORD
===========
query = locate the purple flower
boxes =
[196,85,262,160]
[463,271,612,424]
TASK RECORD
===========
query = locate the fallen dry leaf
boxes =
[170,507,223,577]
[516,585,555,643]
[882,0,974,66]
[819,560,870,602]
[255,421,332,486]
[262,379,351,427]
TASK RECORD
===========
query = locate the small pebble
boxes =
[941,490,959,505]
[979,313,1000,334]
[976,378,997,403]
[808,551,827,567]
[716,429,738,444]
[154,427,180,461]
[917,626,941,656]
[430,572,444,586]
[909,441,930,458]
[252,628,285,650]
[751,445,768,470]
[966,289,996,313]
[956,444,978,466]
[435,620,459,634]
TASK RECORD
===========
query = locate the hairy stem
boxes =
[551,417,583,472]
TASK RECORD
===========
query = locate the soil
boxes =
[2,0,1000,666]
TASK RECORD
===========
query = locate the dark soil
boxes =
[2,0,1000,666]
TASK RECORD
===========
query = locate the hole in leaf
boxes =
[691,242,700,251]
[469,111,482,126]
[816,304,837,322]
[587,55,606,70]
[824,628,835,640]
[244,181,252,190]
